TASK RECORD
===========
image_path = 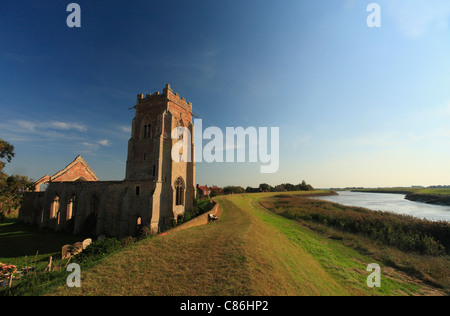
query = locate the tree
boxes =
[283,183,295,191]
[294,180,314,191]
[0,138,34,221]
[259,183,271,192]
[223,186,245,195]
[0,139,15,173]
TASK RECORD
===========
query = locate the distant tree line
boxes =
[220,181,314,196]
[251,181,314,193]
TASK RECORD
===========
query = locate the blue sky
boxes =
[1,0,450,188]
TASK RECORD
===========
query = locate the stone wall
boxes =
[166,202,222,234]
[20,180,159,237]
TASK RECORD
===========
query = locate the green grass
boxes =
[416,188,450,196]
[257,192,450,293]
[0,218,86,267]
[264,194,450,255]
[2,191,446,296]
[228,193,439,295]
[0,216,92,296]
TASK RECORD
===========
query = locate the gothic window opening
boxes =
[143,124,152,139]
[51,195,60,219]
[175,177,185,206]
[67,194,77,221]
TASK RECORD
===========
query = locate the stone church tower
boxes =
[126,84,196,229]
[19,84,195,236]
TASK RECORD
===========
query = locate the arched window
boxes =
[67,194,77,220]
[51,195,60,219]
[142,122,152,139]
[175,177,185,206]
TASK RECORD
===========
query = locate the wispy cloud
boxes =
[385,0,450,38]
[48,121,87,132]
[76,139,113,155]
[119,125,131,134]
[98,139,111,146]
[81,142,98,149]
[14,120,87,132]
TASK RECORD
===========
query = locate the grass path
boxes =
[49,193,438,296]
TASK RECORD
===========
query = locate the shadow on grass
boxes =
[0,219,87,260]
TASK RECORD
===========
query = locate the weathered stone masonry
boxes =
[19,84,196,237]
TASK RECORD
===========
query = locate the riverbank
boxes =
[405,192,450,206]
[260,193,450,294]
[351,188,450,207]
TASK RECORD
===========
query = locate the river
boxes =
[313,191,450,222]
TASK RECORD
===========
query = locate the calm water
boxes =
[313,191,450,222]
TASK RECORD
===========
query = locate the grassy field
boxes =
[1,191,447,296]
[259,193,450,292]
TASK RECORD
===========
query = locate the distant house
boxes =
[209,186,223,196]
[197,185,211,198]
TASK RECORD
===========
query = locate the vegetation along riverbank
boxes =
[351,188,450,206]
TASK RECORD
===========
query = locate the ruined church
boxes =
[19,84,196,237]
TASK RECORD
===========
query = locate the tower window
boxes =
[175,177,185,206]
[143,124,152,139]
[136,186,140,196]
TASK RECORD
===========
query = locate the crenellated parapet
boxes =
[136,84,193,112]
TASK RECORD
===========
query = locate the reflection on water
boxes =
[313,191,450,222]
